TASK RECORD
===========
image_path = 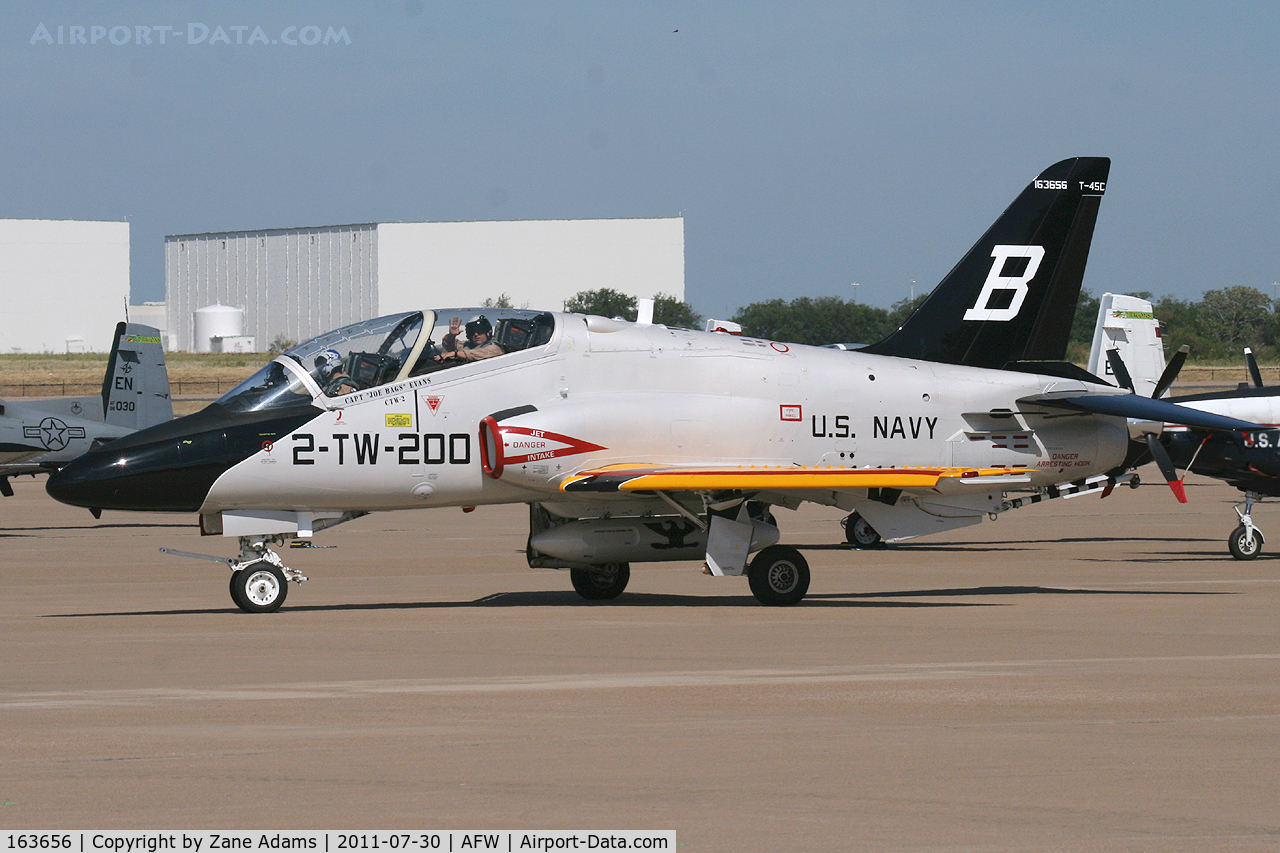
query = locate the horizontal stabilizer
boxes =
[1026,392,1265,432]
[562,465,1033,493]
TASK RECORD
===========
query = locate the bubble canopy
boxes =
[215,309,555,413]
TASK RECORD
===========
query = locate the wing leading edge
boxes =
[1021,392,1266,431]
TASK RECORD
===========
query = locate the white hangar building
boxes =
[0,219,130,353]
[165,217,685,352]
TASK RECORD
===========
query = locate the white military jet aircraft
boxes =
[2,323,171,501]
[46,158,1260,611]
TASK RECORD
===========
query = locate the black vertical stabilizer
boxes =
[861,157,1110,368]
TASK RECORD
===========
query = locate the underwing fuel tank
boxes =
[529,516,780,565]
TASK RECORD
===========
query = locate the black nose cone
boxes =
[47,432,216,512]
[46,403,323,513]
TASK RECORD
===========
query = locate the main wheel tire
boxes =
[229,569,247,610]
[233,563,289,613]
[748,545,810,606]
[570,563,630,600]
[1229,525,1263,560]
[843,512,882,547]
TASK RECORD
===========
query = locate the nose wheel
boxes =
[1229,526,1262,560]
[1229,493,1265,561]
[230,563,289,612]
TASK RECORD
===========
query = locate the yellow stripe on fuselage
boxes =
[561,466,1033,493]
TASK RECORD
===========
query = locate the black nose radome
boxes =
[47,437,218,512]
[46,404,322,513]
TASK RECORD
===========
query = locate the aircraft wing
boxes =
[0,454,46,473]
[561,465,1033,493]
[1022,392,1266,431]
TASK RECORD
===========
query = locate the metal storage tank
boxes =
[194,304,244,354]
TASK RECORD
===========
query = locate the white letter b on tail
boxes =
[962,245,1045,321]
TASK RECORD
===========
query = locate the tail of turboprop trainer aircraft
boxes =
[861,156,1110,369]
[1086,293,1168,398]
[101,323,173,430]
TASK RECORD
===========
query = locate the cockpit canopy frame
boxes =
[214,309,556,414]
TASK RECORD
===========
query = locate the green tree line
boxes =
[563,288,927,345]
[561,288,702,328]
[564,285,1280,364]
[1069,286,1280,364]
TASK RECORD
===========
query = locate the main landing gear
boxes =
[570,563,631,600]
[1229,492,1265,561]
[841,511,883,548]
[747,545,810,606]
[162,536,308,613]
[563,548,812,606]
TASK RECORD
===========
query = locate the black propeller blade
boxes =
[1145,433,1186,503]
[1106,348,1134,392]
[1245,347,1264,388]
[1152,345,1189,400]
[1101,346,1197,504]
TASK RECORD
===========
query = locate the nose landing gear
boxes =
[1229,493,1265,561]
[161,535,309,613]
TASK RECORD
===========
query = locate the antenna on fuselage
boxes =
[636,298,655,326]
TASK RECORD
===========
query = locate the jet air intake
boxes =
[479,413,606,489]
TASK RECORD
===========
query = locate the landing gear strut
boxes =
[1229,492,1265,560]
[227,539,306,612]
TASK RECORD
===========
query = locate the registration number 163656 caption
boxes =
[6,838,73,850]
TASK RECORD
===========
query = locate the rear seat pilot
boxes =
[436,315,504,362]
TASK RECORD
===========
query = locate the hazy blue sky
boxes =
[3,2,1278,318]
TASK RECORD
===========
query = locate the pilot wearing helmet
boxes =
[315,348,359,396]
[437,314,504,362]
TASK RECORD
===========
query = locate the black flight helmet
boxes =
[466,315,492,338]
